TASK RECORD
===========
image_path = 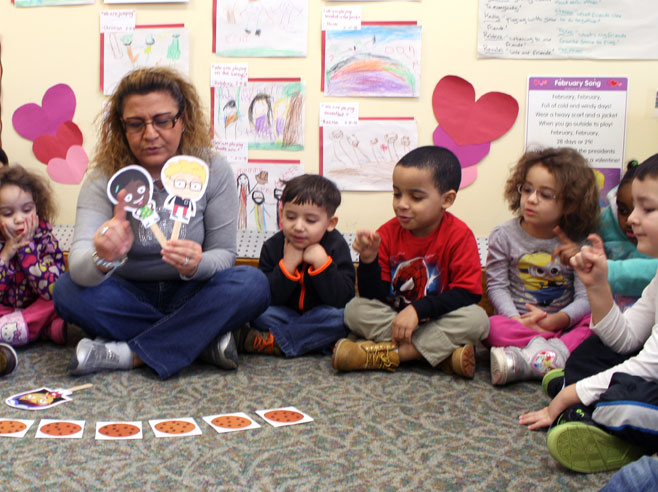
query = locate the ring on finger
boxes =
[183,256,190,266]
[100,226,110,236]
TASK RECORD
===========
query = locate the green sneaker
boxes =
[542,368,565,398]
[546,421,643,473]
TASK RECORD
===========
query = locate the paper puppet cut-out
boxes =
[107,165,167,247]
[161,156,209,240]
[5,384,92,411]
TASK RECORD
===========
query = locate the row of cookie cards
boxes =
[0,407,313,440]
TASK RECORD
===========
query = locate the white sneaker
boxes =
[69,338,123,376]
[490,337,569,386]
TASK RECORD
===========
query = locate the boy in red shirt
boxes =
[332,146,489,377]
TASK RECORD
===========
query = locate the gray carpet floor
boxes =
[1,327,616,491]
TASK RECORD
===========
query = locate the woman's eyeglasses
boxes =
[121,112,181,134]
[517,183,557,202]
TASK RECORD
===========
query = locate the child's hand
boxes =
[0,212,38,262]
[519,406,554,430]
[282,237,304,274]
[303,243,329,269]
[552,226,580,266]
[353,229,381,264]
[570,234,608,287]
[391,305,419,345]
[518,304,550,332]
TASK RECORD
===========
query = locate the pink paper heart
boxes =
[33,121,83,164]
[461,165,478,189]
[12,84,76,141]
[432,75,519,146]
[47,145,88,185]
[433,126,490,168]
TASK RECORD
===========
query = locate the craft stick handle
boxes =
[170,220,181,241]
[150,224,168,248]
[66,384,93,393]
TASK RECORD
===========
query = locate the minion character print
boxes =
[517,251,567,307]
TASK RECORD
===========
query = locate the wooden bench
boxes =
[54,225,493,315]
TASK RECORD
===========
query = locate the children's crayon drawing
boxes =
[215,0,308,57]
[213,80,305,151]
[102,26,189,96]
[321,119,417,191]
[107,165,167,247]
[324,24,421,98]
[232,160,303,230]
[161,156,210,240]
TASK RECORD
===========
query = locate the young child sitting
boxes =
[0,164,67,347]
[240,174,355,357]
[485,148,600,385]
[598,160,658,305]
[331,146,489,378]
[519,153,658,473]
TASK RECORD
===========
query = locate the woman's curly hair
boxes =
[0,164,56,223]
[93,67,212,177]
[504,147,600,242]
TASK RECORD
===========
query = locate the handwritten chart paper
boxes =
[478,0,658,59]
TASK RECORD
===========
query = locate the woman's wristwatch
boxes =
[92,250,127,271]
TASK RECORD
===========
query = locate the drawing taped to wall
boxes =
[102,26,189,96]
[320,118,417,191]
[213,79,305,151]
[323,23,421,98]
[232,160,303,230]
[215,0,308,57]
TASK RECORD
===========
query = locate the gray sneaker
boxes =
[491,336,569,386]
[200,332,238,370]
[69,338,123,376]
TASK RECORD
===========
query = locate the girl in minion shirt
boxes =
[484,148,600,386]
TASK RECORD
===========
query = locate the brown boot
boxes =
[331,339,400,372]
[439,344,475,379]
[244,330,282,356]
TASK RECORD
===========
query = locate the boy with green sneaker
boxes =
[520,153,658,473]
[331,146,489,378]
[240,174,355,357]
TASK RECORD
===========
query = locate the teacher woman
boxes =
[54,67,269,379]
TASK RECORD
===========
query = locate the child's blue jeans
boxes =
[53,265,270,379]
[252,305,348,357]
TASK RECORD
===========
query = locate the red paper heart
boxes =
[32,121,83,164]
[432,75,519,146]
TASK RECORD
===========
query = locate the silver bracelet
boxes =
[92,250,127,271]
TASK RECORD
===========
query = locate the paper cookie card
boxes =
[202,412,261,434]
[255,406,313,427]
[149,417,202,438]
[36,419,85,439]
[0,418,34,438]
[95,421,143,440]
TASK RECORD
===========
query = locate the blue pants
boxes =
[600,456,658,492]
[251,305,348,357]
[53,266,270,380]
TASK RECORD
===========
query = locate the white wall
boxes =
[1,1,657,236]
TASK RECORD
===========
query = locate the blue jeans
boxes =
[600,456,658,492]
[53,266,270,379]
[252,305,348,357]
